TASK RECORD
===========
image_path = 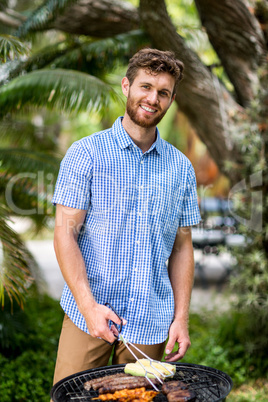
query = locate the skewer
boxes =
[119,334,174,392]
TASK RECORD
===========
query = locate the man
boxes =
[52,48,201,385]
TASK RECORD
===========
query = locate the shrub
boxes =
[0,289,63,400]
[181,311,268,385]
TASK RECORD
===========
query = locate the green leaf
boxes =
[0,30,149,86]
[0,148,60,175]
[0,68,121,117]
[16,0,77,38]
[0,148,60,230]
[0,204,40,309]
[49,30,150,77]
[0,35,29,63]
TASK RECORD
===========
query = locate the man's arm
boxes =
[165,226,194,362]
[54,204,125,343]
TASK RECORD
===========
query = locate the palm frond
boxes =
[0,39,77,86]
[17,0,77,38]
[0,30,149,85]
[0,113,61,152]
[0,34,29,63]
[0,148,60,174]
[0,68,122,118]
[0,204,40,309]
[1,181,54,231]
[0,148,60,229]
[50,30,150,77]
[0,40,79,86]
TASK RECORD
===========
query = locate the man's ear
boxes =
[170,93,176,105]
[121,77,130,97]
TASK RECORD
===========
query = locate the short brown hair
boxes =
[126,48,184,95]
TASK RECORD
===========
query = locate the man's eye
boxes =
[160,91,168,97]
[142,85,150,89]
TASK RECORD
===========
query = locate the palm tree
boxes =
[0,2,150,308]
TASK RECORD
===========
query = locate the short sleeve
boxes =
[178,164,201,227]
[52,142,93,210]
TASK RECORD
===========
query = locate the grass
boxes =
[227,379,268,401]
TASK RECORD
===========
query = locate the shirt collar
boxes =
[112,117,163,155]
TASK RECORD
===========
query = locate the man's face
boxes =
[122,69,176,129]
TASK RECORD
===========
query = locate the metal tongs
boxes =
[105,303,174,391]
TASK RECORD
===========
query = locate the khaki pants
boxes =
[53,314,166,385]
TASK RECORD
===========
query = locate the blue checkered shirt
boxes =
[52,117,201,344]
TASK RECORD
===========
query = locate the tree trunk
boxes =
[50,0,139,38]
[194,0,266,107]
[139,0,244,181]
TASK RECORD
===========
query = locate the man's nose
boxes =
[147,90,159,105]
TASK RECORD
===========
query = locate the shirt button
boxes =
[130,298,134,302]
[138,212,142,217]
[140,160,144,164]
[139,185,143,190]
[135,240,140,244]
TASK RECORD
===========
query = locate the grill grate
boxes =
[51,363,233,402]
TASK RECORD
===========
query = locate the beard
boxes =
[126,94,168,129]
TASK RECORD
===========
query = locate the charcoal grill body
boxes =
[51,362,233,402]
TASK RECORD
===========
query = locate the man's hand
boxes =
[164,319,191,362]
[84,303,127,344]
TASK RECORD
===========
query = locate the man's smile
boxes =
[140,105,158,113]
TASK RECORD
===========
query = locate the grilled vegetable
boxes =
[124,358,175,378]
[138,359,176,376]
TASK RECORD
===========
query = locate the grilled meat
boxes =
[161,381,188,393]
[162,381,195,402]
[98,377,158,394]
[165,389,196,401]
[85,372,195,400]
[93,387,159,401]
[92,375,137,391]
[84,373,130,391]
[84,373,158,394]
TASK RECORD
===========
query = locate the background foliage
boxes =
[0,290,63,401]
[0,0,267,400]
[1,291,267,400]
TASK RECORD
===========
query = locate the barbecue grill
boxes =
[51,362,233,401]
